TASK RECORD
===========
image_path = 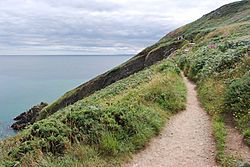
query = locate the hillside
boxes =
[1,0,250,166]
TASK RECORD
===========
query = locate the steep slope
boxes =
[172,0,250,165]
[1,59,187,166]
[11,41,183,130]
[12,0,250,128]
[1,0,250,166]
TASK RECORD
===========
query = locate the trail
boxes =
[124,75,217,167]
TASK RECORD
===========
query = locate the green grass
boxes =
[170,2,250,164]
[0,59,186,166]
[1,1,250,166]
[176,48,249,165]
[212,115,226,161]
[173,7,250,164]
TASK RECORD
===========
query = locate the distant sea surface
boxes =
[0,55,131,139]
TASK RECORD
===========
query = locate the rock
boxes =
[11,41,183,130]
[40,41,183,120]
[11,102,48,130]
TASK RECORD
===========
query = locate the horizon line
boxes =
[0,54,134,57]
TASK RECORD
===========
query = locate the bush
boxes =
[243,130,250,147]
[177,54,189,71]
[215,46,248,73]
[9,141,37,159]
[177,42,248,81]
[143,73,186,112]
[189,55,208,80]
[4,60,187,165]
[64,106,107,144]
[238,112,250,132]
[63,100,164,154]
[30,119,71,154]
[224,73,250,116]
[9,119,71,159]
[156,60,181,75]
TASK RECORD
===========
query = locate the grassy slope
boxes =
[0,59,186,166]
[1,0,250,166]
[171,0,250,165]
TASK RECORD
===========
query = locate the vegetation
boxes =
[227,73,250,148]
[1,1,250,166]
[176,44,249,165]
[151,1,250,165]
[173,3,250,164]
[0,59,186,166]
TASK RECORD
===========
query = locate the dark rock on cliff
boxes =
[12,41,183,130]
[11,102,48,130]
[38,41,183,120]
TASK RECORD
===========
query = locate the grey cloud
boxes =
[0,0,237,55]
[45,0,122,11]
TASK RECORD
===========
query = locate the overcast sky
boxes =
[0,0,237,55]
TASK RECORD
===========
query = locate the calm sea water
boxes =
[0,55,131,139]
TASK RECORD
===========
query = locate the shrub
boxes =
[63,100,163,154]
[215,46,248,73]
[177,54,189,71]
[4,60,187,165]
[143,73,186,112]
[64,106,107,144]
[189,55,207,80]
[177,42,248,81]
[9,141,37,159]
[157,60,181,75]
[243,130,250,147]
[224,73,250,116]
[9,119,71,159]
[30,120,71,154]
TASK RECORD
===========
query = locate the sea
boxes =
[0,55,131,139]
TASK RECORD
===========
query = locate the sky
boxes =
[0,0,237,55]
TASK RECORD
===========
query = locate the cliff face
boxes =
[42,41,182,116]
[12,41,183,129]
[4,1,250,166]
[39,41,183,119]
[11,0,250,130]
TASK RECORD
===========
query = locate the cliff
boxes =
[3,0,250,166]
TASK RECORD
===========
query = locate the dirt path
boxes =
[124,75,217,167]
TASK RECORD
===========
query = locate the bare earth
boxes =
[225,124,250,163]
[124,76,217,167]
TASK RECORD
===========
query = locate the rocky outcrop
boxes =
[11,102,48,130]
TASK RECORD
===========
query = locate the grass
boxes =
[0,59,186,166]
[1,1,250,166]
[176,49,249,166]
[212,115,227,161]
[173,10,250,165]
[170,2,250,164]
